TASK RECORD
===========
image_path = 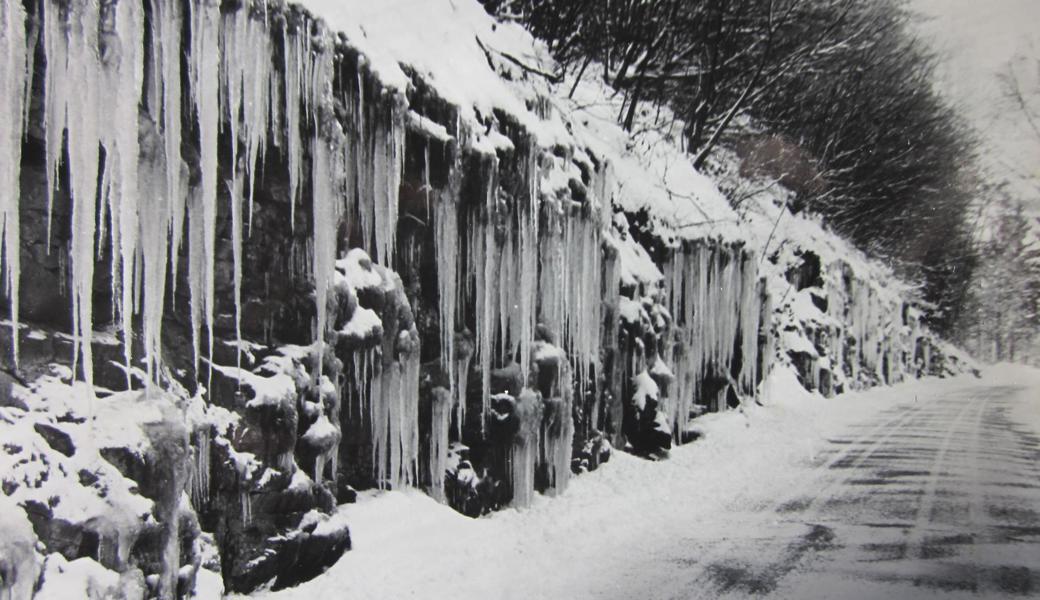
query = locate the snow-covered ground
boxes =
[243,365,1040,600]
[987,363,1040,439]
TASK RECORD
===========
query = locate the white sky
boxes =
[911,0,1040,212]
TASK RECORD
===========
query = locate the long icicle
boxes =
[0,0,28,363]
[158,0,186,292]
[190,0,221,376]
[107,0,144,384]
[64,0,103,391]
[310,40,338,380]
[42,0,68,249]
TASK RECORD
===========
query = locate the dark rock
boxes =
[490,361,523,397]
[336,481,358,504]
[680,429,702,444]
[78,469,99,487]
[271,516,352,590]
[0,369,27,410]
[33,422,75,457]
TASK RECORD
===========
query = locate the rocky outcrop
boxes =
[0,1,973,598]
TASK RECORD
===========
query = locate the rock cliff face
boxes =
[0,0,969,598]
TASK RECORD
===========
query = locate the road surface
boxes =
[665,384,1040,599]
[253,375,1040,600]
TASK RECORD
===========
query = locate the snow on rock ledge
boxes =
[0,0,975,597]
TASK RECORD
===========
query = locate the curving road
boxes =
[666,384,1040,599]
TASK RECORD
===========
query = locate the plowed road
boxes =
[254,375,1040,600]
[670,384,1040,599]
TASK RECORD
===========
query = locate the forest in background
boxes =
[484,0,1040,360]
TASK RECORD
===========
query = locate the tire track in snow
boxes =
[903,393,978,560]
[677,394,939,599]
[794,395,936,515]
[967,392,992,595]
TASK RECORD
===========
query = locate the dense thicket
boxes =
[487,0,979,333]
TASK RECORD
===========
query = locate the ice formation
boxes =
[0,0,28,359]
[428,388,452,502]
[510,389,541,508]
[1,2,953,549]
[663,243,766,431]
[189,0,221,379]
[367,348,421,489]
[538,177,605,395]
[0,4,976,600]
[435,185,460,405]
[542,363,574,495]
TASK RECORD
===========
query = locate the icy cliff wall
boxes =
[0,0,968,597]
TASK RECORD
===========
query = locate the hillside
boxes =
[0,1,974,598]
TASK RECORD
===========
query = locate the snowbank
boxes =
[985,362,1040,438]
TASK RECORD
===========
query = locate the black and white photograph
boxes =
[0,0,1038,598]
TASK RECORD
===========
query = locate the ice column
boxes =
[46,0,104,389]
[510,389,541,508]
[434,188,460,402]
[0,0,29,359]
[189,0,221,374]
[428,388,451,502]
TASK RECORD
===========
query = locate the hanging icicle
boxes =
[434,187,460,400]
[52,0,104,390]
[154,0,186,290]
[428,388,451,502]
[283,22,306,228]
[189,0,221,376]
[372,94,405,265]
[0,0,29,362]
[510,389,540,508]
[309,39,338,379]
[370,342,421,490]
[516,144,539,385]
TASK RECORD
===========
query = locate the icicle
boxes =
[454,350,471,439]
[0,0,28,361]
[190,0,221,374]
[510,389,540,508]
[309,42,338,379]
[229,172,244,372]
[315,449,330,486]
[283,25,304,228]
[428,388,451,502]
[42,0,69,247]
[187,186,206,376]
[220,10,244,370]
[370,346,420,489]
[242,11,272,234]
[434,190,459,398]
[139,124,172,380]
[100,0,145,385]
[144,0,186,294]
[220,4,272,237]
[400,348,421,487]
[372,95,405,265]
[59,0,104,390]
[311,132,339,378]
[543,364,574,495]
[241,491,252,525]
[538,196,603,396]
[517,145,539,383]
[190,430,211,508]
[738,252,762,400]
[474,158,499,430]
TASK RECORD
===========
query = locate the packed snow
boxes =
[242,366,1034,600]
